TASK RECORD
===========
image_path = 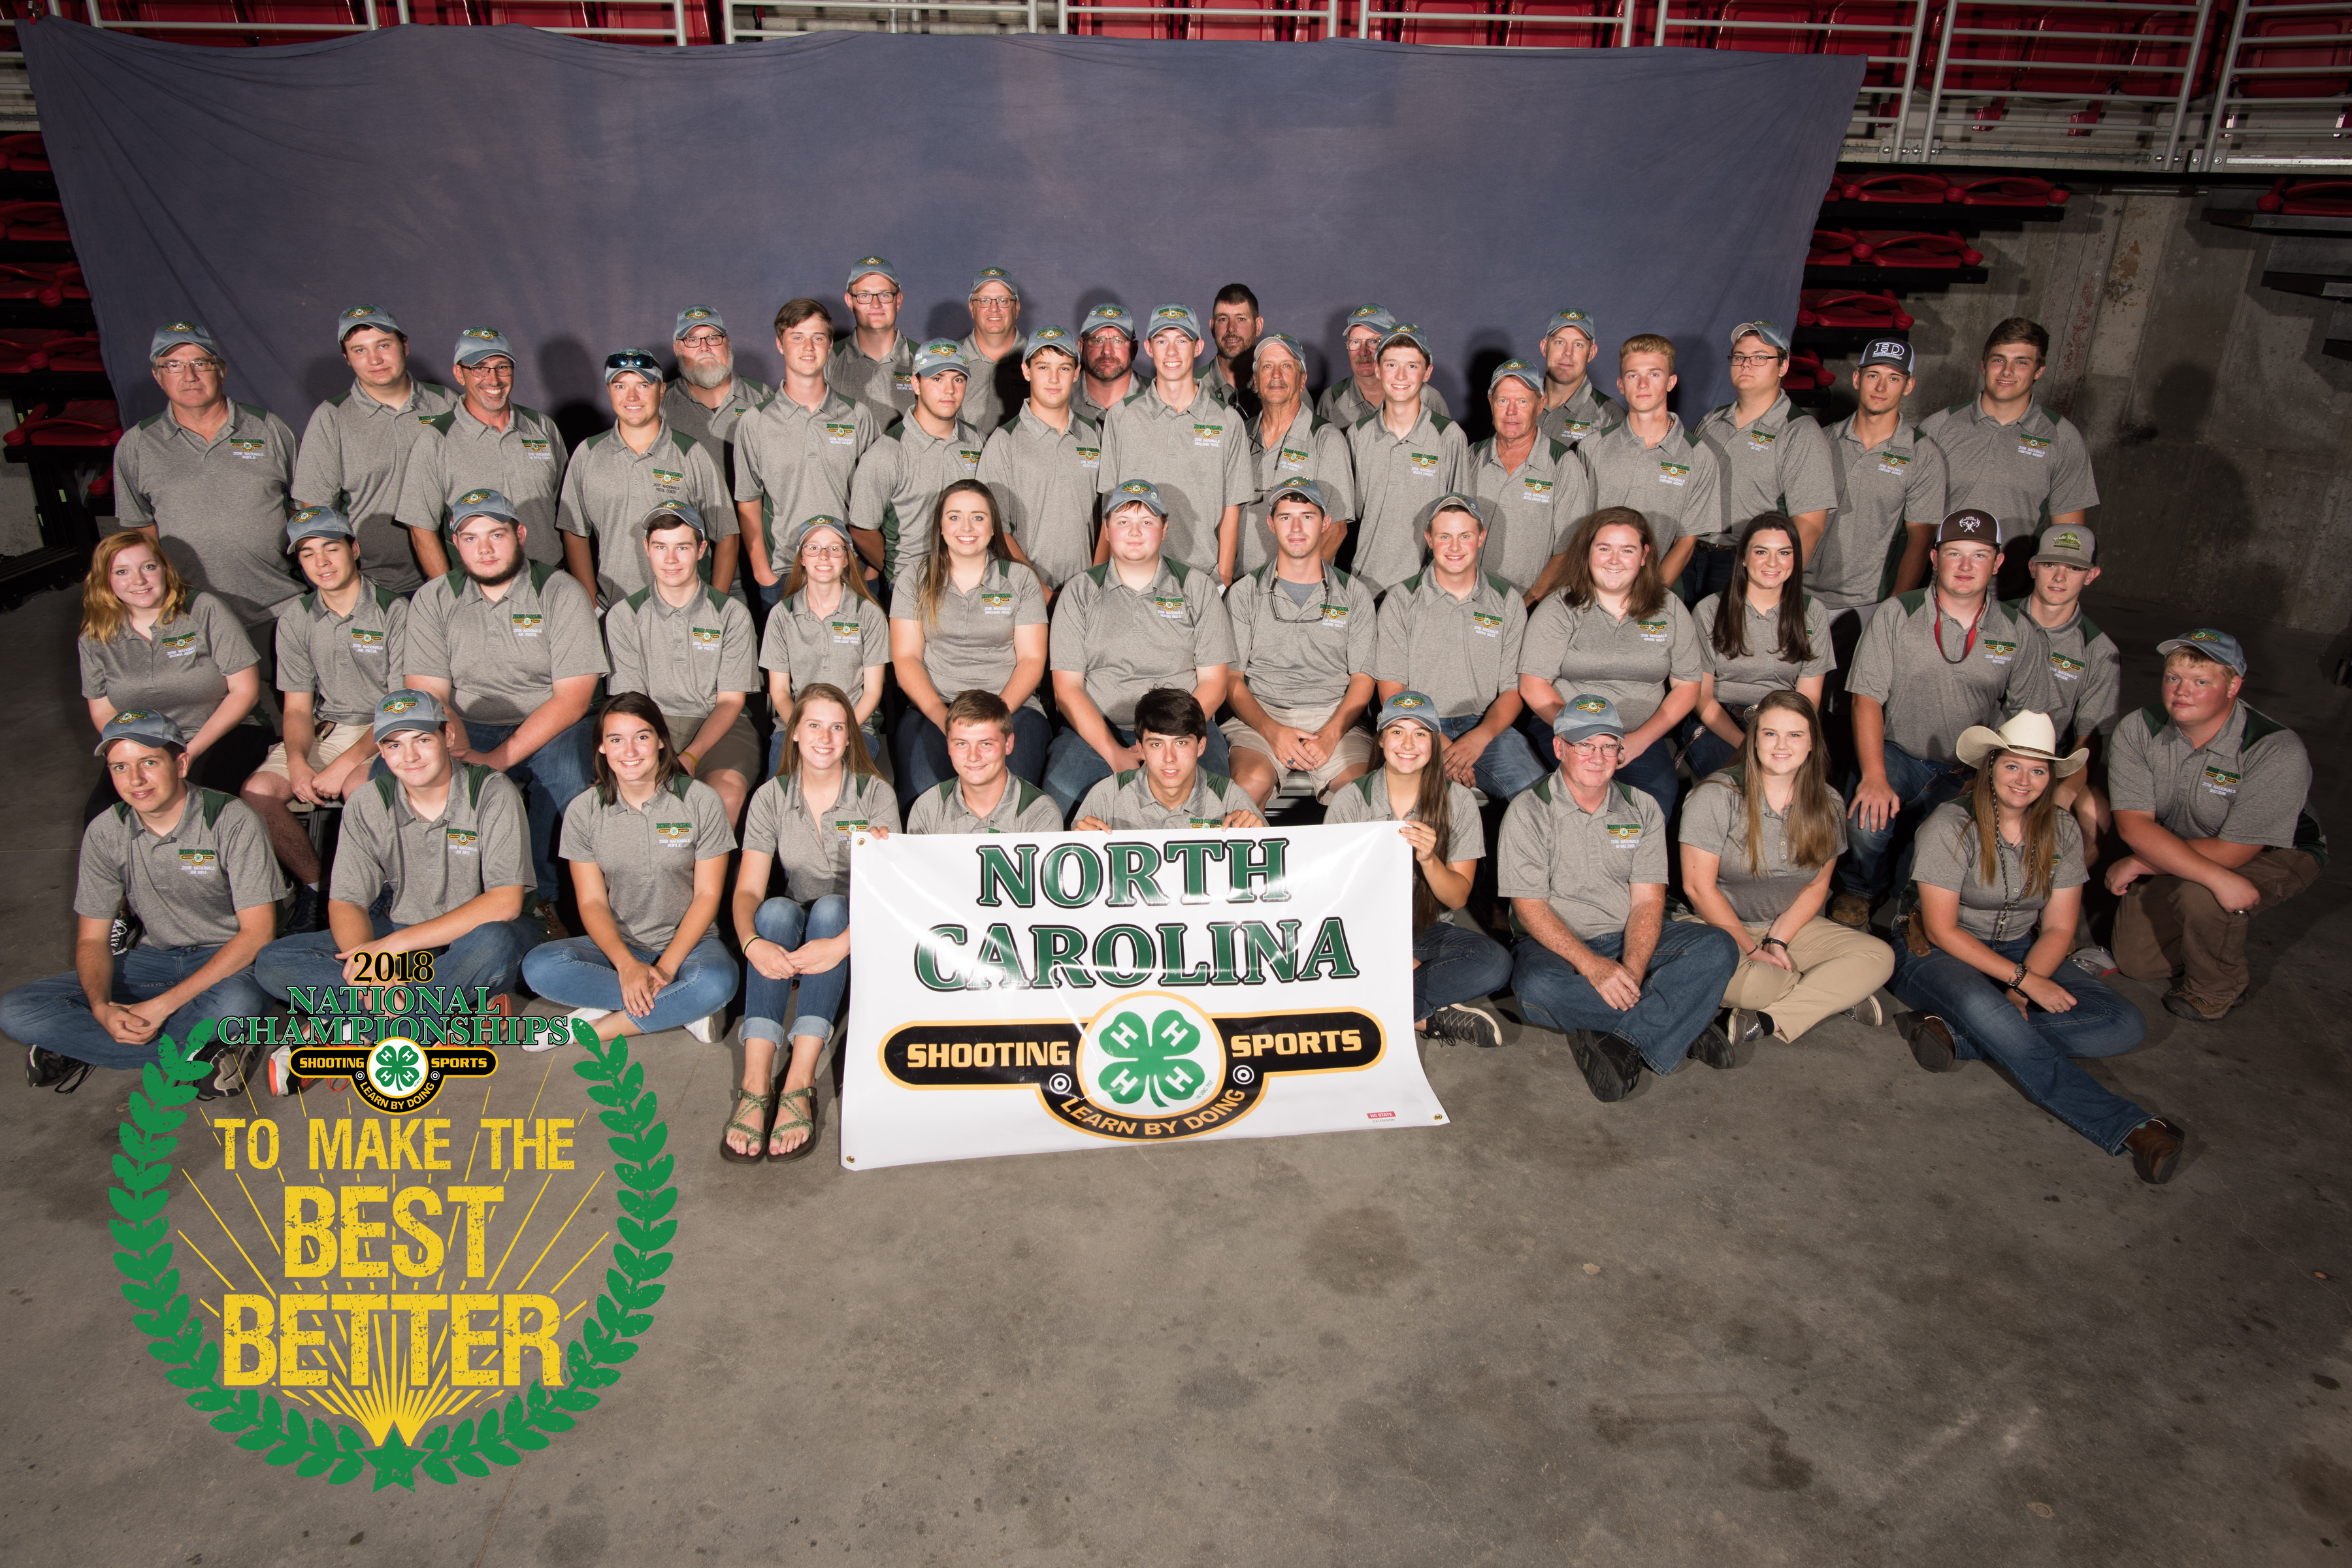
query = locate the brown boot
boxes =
[2125,1117,2185,1184]
[1828,892,1872,931]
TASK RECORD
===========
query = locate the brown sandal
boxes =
[768,1085,822,1163]
[720,1086,772,1164]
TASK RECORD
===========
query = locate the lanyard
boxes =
[1933,593,1984,665]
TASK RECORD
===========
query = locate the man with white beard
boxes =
[662,306,770,497]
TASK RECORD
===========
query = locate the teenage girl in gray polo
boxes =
[1687,513,1833,779]
[758,517,888,775]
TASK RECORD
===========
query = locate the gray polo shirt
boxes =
[1371,568,1526,721]
[1911,800,2086,943]
[1097,382,1250,572]
[1679,776,1846,924]
[849,416,985,581]
[331,764,532,928]
[741,769,902,902]
[1077,377,1134,429]
[1075,767,1257,830]
[1240,405,1357,577]
[559,774,736,951]
[1467,436,1594,593]
[112,401,300,626]
[1579,416,1722,557]
[2001,600,2119,745]
[274,579,408,726]
[1227,562,1377,712]
[732,386,873,576]
[956,333,1027,438]
[1520,593,1704,732]
[1316,378,1450,428]
[1916,399,2099,544]
[78,592,261,740]
[1692,591,1835,709]
[395,402,569,566]
[606,585,759,723]
[294,378,459,596]
[827,333,917,430]
[556,423,733,604]
[907,776,1068,836]
[978,407,1102,589]
[1844,591,2058,764]
[1535,381,1619,446]
[759,587,889,707]
[402,563,609,727]
[1048,557,1236,728]
[1347,407,1468,591]
[1695,393,1838,546]
[75,789,286,949]
[892,557,1048,712]
[1323,771,1484,862]
[1814,416,1949,611]
[1496,775,1668,941]
[661,375,770,495]
[2109,701,2318,851]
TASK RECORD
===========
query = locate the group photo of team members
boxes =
[2,259,2325,1185]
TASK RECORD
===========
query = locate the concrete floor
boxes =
[2,581,2348,1567]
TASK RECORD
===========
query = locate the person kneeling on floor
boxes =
[5,711,284,1096]
[1496,693,1742,1102]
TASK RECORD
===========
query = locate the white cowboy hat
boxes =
[1954,710,2088,777]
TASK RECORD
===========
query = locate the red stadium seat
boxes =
[1824,0,1922,89]
[1797,289,1915,329]
[1716,0,1820,55]
[1937,1,2034,99]
[1784,348,1835,390]
[27,334,104,372]
[1857,230,1984,266]
[0,135,48,173]
[0,203,69,243]
[2018,5,2130,99]
[1401,0,1508,46]
[1837,170,1951,201]
[2233,10,2352,99]
[1808,228,1874,264]
[2114,7,2201,99]
[1505,0,1624,48]
[2257,178,2352,214]
[0,264,89,307]
[1944,173,2070,204]
[3,400,123,450]
[0,331,68,376]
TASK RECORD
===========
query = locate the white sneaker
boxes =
[2071,945,2119,977]
[527,1007,607,1053]
[266,1044,298,1096]
[1846,995,1886,1028]
[685,1011,723,1043]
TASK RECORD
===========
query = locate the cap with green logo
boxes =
[1253,331,1307,369]
[284,504,355,551]
[1081,302,1134,340]
[846,255,899,290]
[970,267,1020,302]
[674,306,727,340]
[337,304,402,343]
[1266,477,1328,514]
[792,516,855,555]
[2032,525,2097,567]
[604,348,664,386]
[448,487,519,529]
[640,499,707,539]
[1490,359,1544,397]
[1541,308,1598,346]
[452,327,515,368]
[1553,693,1625,742]
[1378,324,1430,358]
[1345,303,1397,338]
[2155,627,2247,676]
[913,339,969,379]
[1144,304,1202,343]
[1107,479,1168,519]
[372,688,448,741]
[1024,325,1077,363]
[149,321,218,361]
[1375,690,1443,736]
[94,710,186,757]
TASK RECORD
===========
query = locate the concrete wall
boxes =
[1841,189,2352,637]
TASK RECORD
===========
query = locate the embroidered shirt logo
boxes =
[829,619,862,644]
[226,438,265,460]
[1636,617,1670,642]
[349,628,385,651]
[1471,611,1503,636]
[160,632,200,657]
[2202,766,2240,795]
[1192,425,1222,448]
[446,827,478,855]
[1076,446,1100,468]
[1319,604,1350,625]
[1522,478,1554,502]
[179,849,218,875]
[1980,637,2017,662]
[1408,453,1439,475]
[690,626,722,648]
[825,423,856,445]
[1604,823,1642,843]
[520,438,551,457]
[2017,436,2051,458]
[511,613,544,636]
[650,468,683,488]
[1152,595,1187,619]
[980,592,1014,615]
[2050,652,2085,679]
[654,822,694,845]
[1658,462,1690,485]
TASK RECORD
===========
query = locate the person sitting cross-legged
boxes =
[1498,694,1742,1102]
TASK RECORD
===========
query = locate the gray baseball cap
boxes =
[2033,524,2097,566]
[1729,319,1791,355]
[1541,308,1598,346]
[448,487,519,529]
[372,688,448,741]
[1552,693,1626,742]
[1143,304,1202,343]
[674,306,727,340]
[846,255,899,289]
[93,709,186,757]
[1105,479,1168,519]
[913,339,969,379]
[1081,302,1135,340]
[1431,492,1486,527]
[1375,690,1443,736]
[604,348,664,386]
[336,304,403,343]
[1024,325,1078,363]
[148,321,217,361]
[1253,331,1307,370]
[453,327,515,368]
[1378,325,1431,359]
[285,504,355,551]
[1345,303,1397,338]
[1858,337,1915,376]
[970,267,1019,302]
[1490,359,1545,397]
[1266,477,1328,513]
[640,498,707,539]
[792,515,854,555]
[2155,627,2247,676]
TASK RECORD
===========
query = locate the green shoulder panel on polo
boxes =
[1120,387,1150,408]
[423,412,457,435]
[704,587,731,615]
[1113,768,1141,788]
[1529,774,1556,805]
[1164,558,1197,588]
[513,404,547,424]
[1394,570,1426,596]
[1013,779,1047,815]
[931,778,960,804]
[299,590,318,614]
[1429,412,1455,434]
[881,416,907,440]
[461,761,494,808]
[111,800,131,825]
[997,412,1022,434]
[624,585,655,613]
[1592,419,1627,440]
[2077,611,2102,644]
[527,560,561,593]
[1202,771,1236,794]
[1614,781,1640,809]
[237,402,269,422]
[1680,426,1703,450]
[2240,705,2289,747]
[668,429,701,456]
[1331,566,1357,590]
[580,430,614,453]
[1247,564,1272,589]
[666,772,695,801]
[326,389,351,408]
[372,583,400,612]
[1352,409,1380,431]
[2136,704,2166,736]
[197,787,235,828]
[1893,588,1930,613]
[1351,772,1382,807]
[1085,563,1112,588]
[137,410,169,433]
[1486,572,1516,597]
[1946,402,1972,416]
[374,772,400,810]
[1548,438,1574,465]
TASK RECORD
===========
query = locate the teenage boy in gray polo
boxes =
[662,306,770,494]
[557,348,732,604]
[252,689,541,1060]
[1077,302,1139,428]
[1347,325,1468,591]
[980,326,1102,593]
[831,255,918,429]
[1241,332,1355,576]
[295,304,456,596]
[906,690,1069,835]
[1318,304,1451,427]
[1043,480,1238,816]
[2005,523,2120,762]
[1533,308,1619,446]
[402,489,607,908]
[958,267,1028,437]
[1693,320,1837,601]
[1833,508,2059,927]
[113,321,301,636]
[242,505,406,930]
[1469,359,1593,598]
[1498,695,1742,1103]
[1072,688,1265,833]
[734,298,874,609]
[2107,628,2323,1021]
[3,711,282,1092]
[397,327,570,572]
[1816,338,1950,666]
[849,338,983,586]
[1373,496,1548,801]
[1222,480,1379,808]
[1098,304,1248,582]
[1580,333,1720,575]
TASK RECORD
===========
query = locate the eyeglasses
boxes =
[1567,740,1624,758]
[848,289,899,304]
[459,361,514,379]
[801,542,847,559]
[969,293,1017,310]
[155,357,221,378]
[678,331,728,349]
[1729,352,1784,368]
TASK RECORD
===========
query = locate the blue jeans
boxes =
[1837,741,1973,906]
[1678,543,1737,606]
[1890,933,2151,1153]
[1511,921,1742,1073]
[0,945,270,1071]
[745,894,851,1045]
[1437,711,1548,801]
[519,930,738,1034]
[893,702,1051,812]
[1685,723,1740,783]
[1042,721,1233,818]
[466,717,598,906]
[1414,920,1514,1021]
[253,911,542,1016]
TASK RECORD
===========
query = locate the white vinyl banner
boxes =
[840,821,1448,1170]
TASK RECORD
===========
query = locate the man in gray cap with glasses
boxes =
[557,348,733,604]
[958,266,1027,436]
[662,306,770,498]
[1240,331,1354,577]
[1318,303,1450,430]
[294,304,456,597]
[1691,319,1836,603]
[1469,359,1593,600]
[397,327,570,572]
[832,255,918,429]
[1533,308,1618,446]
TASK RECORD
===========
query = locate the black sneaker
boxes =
[1424,1004,1502,1049]
[1899,1011,1959,1073]
[1569,1030,1644,1103]
[26,1045,89,1094]
[1686,1011,1746,1070]
[108,902,141,956]
[285,883,327,934]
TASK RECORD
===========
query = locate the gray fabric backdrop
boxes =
[23,22,1859,434]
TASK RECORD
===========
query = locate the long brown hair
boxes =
[1559,506,1666,619]
[781,523,880,606]
[80,532,193,643]
[1962,749,2060,901]
[1710,512,1815,664]
[776,682,879,781]
[1382,721,1455,932]
[912,479,1009,630]
[1723,689,1840,876]
[591,691,679,806]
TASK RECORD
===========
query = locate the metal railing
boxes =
[730,0,1036,41]
[1916,0,2216,166]
[1652,0,1928,152]
[1356,0,1633,48]
[86,0,384,35]
[85,0,691,42]
[1060,0,1336,39]
[2202,0,2352,165]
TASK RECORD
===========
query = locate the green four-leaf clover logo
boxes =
[1096,1009,1208,1109]
[370,1039,424,1094]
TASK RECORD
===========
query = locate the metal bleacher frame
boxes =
[80,0,692,46]
[1652,0,1929,158]
[2201,0,2352,167]
[1916,0,2217,167]
[730,0,1036,41]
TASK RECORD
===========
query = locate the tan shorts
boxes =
[662,710,762,783]
[1221,702,1374,797]
[252,723,368,808]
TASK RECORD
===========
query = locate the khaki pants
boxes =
[1697,915,1896,1041]
[2113,847,2318,1007]
[252,723,368,811]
